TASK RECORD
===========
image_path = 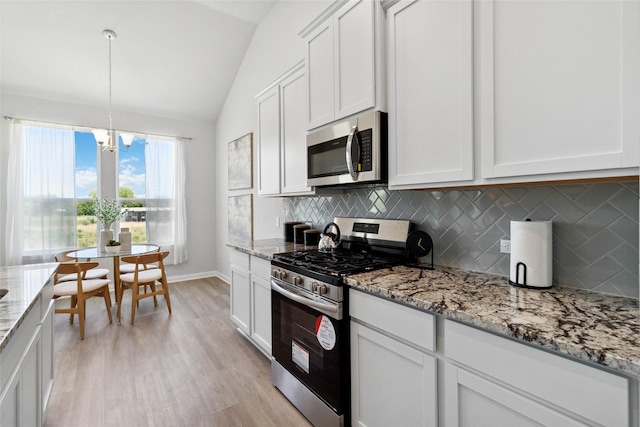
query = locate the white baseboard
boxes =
[166,270,230,285]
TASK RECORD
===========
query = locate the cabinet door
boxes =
[351,321,437,427]
[280,67,313,195]
[445,320,629,426]
[230,265,251,335]
[250,274,272,356]
[257,86,281,196]
[40,301,54,419]
[388,0,473,189]
[0,326,42,427]
[444,363,586,427]
[479,0,640,178]
[334,0,376,120]
[306,19,335,129]
[0,365,20,427]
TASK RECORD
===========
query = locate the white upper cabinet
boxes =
[302,0,384,130]
[306,19,335,129]
[256,86,281,196]
[256,61,314,197]
[280,67,313,195]
[387,0,474,189]
[479,0,640,179]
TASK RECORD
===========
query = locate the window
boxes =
[119,135,177,246]
[5,119,186,265]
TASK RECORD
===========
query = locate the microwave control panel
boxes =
[358,128,373,172]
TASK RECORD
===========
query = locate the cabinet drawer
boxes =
[444,319,629,427]
[349,289,435,352]
[230,250,250,271]
[251,256,271,280]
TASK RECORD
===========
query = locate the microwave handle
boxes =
[346,124,360,180]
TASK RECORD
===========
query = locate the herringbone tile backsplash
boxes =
[284,181,639,298]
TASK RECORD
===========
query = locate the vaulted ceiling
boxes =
[0,1,277,123]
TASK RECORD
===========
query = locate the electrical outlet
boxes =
[500,239,511,254]
[275,216,280,227]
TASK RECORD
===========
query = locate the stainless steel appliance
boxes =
[271,217,412,427]
[306,110,387,187]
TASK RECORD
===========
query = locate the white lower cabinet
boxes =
[0,279,54,427]
[230,250,272,357]
[0,329,41,427]
[351,322,437,427]
[350,289,437,427]
[40,300,55,420]
[249,257,272,356]
[444,319,630,427]
[349,289,633,427]
[230,263,251,335]
[444,364,585,427]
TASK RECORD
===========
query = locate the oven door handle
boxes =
[271,280,338,316]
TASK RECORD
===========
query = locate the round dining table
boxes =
[66,244,160,304]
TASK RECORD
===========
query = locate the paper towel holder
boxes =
[509,262,527,287]
[509,261,553,289]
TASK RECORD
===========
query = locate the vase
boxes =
[119,227,132,252]
[99,222,114,252]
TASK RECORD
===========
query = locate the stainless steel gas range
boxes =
[270,217,413,427]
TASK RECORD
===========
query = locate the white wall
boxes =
[0,93,217,281]
[215,0,331,282]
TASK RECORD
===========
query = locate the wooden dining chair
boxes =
[118,245,161,274]
[53,262,113,340]
[117,251,171,325]
[55,250,110,281]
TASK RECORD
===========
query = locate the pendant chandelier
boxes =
[93,29,134,152]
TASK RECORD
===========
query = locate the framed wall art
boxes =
[228,194,253,242]
[228,132,253,190]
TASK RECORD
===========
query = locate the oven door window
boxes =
[271,289,347,413]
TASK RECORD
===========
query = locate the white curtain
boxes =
[5,120,76,265]
[145,136,187,264]
[173,139,188,264]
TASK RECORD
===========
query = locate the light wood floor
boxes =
[44,277,312,427]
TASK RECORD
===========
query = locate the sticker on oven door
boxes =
[292,341,310,373]
[315,315,336,350]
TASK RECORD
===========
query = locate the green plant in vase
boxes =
[93,198,127,230]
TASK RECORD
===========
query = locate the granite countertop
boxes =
[228,239,640,378]
[227,238,317,260]
[0,263,57,351]
[345,265,640,378]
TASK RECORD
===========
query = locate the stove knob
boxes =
[317,284,327,295]
[311,282,319,292]
[280,270,288,280]
[294,276,303,286]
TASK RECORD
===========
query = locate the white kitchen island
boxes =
[0,263,56,427]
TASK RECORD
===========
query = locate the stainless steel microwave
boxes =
[306,110,387,187]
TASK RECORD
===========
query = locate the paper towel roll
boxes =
[509,220,552,288]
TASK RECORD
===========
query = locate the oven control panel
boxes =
[271,267,343,303]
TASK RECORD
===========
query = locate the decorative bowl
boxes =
[105,245,121,254]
